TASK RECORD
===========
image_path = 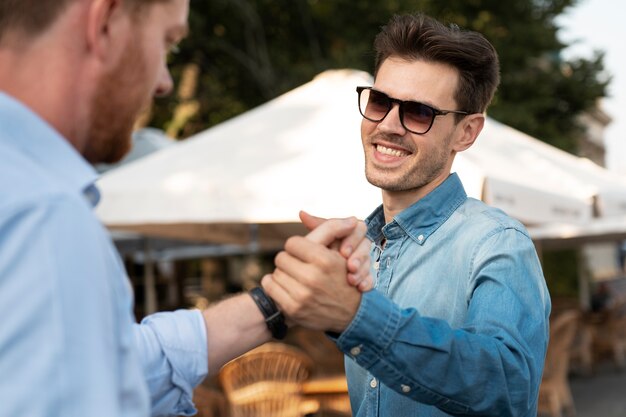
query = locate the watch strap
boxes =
[249,287,288,340]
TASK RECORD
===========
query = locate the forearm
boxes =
[202,292,272,375]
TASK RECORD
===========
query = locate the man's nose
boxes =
[154,65,174,97]
[378,103,406,134]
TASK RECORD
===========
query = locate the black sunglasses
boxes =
[356,86,469,135]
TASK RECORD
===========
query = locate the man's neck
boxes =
[0,37,90,154]
[381,173,450,224]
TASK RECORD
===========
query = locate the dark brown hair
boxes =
[373,13,500,115]
[0,0,168,41]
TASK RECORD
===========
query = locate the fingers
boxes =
[346,258,374,291]
[350,272,374,292]
[346,260,374,292]
[304,217,358,247]
[299,210,327,232]
[301,211,341,250]
[282,236,347,274]
[336,219,368,258]
[357,278,373,292]
[341,225,372,290]
[346,231,371,273]
[262,267,362,333]
[262,269,318,326]
[300,214,368,260]
[261,273,302,321]
[290,215,372,291]
[275,243,346,289]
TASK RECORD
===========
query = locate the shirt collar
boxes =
[365,173,467,245]
[0,92,100,207]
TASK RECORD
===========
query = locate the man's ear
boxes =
[453,113,485,152]
[85,0,126,62]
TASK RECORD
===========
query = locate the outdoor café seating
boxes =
[538,309,580,417]
[218,340,352,417]
[219,343,319,417]
[589,297,626,369]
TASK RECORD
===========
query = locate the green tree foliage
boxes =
[151,0,609,153]
[541,248,581,298]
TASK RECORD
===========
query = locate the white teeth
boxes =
[376,144,409,157]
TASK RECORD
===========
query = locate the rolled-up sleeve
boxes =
[134,309,208,417]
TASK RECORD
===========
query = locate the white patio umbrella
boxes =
[455,118,597,225]
[96,69,599,249]
[463,119,626,221]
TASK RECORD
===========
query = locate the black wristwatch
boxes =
[249,287,288,340]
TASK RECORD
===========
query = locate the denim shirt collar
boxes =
[365,173,467,245]
[0,92,101,207]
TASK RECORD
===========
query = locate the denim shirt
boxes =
[335,174,551,417]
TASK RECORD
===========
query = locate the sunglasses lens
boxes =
[360,89,390,121]
[403,101,435,133]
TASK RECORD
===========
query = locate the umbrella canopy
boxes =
[527,216,626,250]
[462,119,626,222]
[96,69,620,249]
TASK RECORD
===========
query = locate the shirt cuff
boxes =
[138,309,208,416]
[334,290,403,368]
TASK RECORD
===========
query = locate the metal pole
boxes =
[144,239,158,315]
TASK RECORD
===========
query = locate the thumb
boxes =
[305,217,358,246]
[299,210,327,231]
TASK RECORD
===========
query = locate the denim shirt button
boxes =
[374,261,379,270]
[350,346,361,356]
[370,378,377,388]
[417,234,424,242]
[401,384,411,393]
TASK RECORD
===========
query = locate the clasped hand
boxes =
[262,211,373,334]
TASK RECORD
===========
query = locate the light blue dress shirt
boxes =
[0,92,208,417]
[335,174,551,416]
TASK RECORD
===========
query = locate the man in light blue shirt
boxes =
[0,0,371,416]
[264,13,551,416]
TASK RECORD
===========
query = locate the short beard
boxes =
[83,42,145,164]
[83,87,135,164]
[364,132,452,192]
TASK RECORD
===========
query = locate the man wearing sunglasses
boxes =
[265,13,551,417]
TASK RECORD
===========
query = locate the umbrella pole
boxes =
[144,239,158,315]
[578,248,591,311]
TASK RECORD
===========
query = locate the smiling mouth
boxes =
[376,144,410,157]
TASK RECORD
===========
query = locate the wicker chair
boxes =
[219,343,318,417]
[538,309,580,417]
[591,298,626,369]
[568,317,594,376]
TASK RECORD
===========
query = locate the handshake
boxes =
[261,211,374,335]
[204,210,373,374]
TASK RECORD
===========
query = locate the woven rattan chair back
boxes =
[538,309,580,417]
[219,343,315,417]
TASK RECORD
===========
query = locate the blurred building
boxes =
[577,102,622,310]
[577,102,612,166]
